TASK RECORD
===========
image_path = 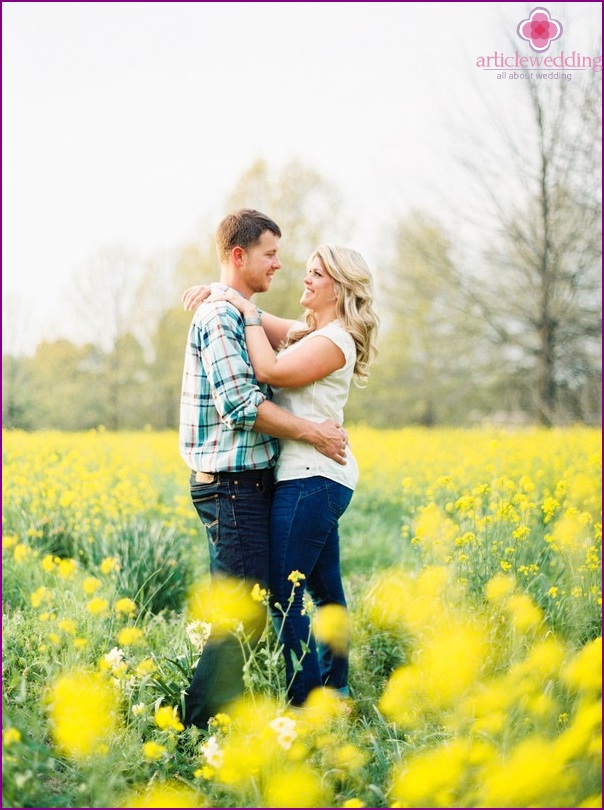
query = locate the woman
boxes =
[189,244,378,705]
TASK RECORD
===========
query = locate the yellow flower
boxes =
[288,570,306,584]
[117,627,144,646]
[332,743,368,771]
[73,638,88,649]
[194,765,215,780]
[263,763,328,808]
[482,736,570,806]
[31,585,52,608]
[135,658,157,677]
[342,800,365,808]
[562,637,602,693]
[58,619,77,636]
[312,604,350,656]
[47,670,119,760]
[251,582,268,602]
[114,597,137,615]
[13,543,31,563]
[188,577,264,639]
[87,597,109,616]
[2,534,18,549]
[142,740,167,761]
[211,712,232,730]
[120,782,201,807]
[41,554,57,572]
[100,556,119,574]
[82,576,102,594]
[3,728,22,747]
[506,593,543,633]
[57,558,78,579]
[154,705,184,733]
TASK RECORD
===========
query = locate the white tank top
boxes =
[272,320,359,491]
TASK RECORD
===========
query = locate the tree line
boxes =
[3,73,601,430]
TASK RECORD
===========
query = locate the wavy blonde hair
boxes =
[284,244,379,384]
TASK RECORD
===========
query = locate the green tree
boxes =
[28,340,105,429]
[148,308,192,429]
[356,213,496,427]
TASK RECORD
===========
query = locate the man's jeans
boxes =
[184,468,273,728]
[269,476,353,706]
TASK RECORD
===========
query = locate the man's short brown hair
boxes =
[215,209,281,262]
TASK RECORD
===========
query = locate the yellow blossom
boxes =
[58,619,77,636]
[251,582,268,602]
[312,604,350,655]
[142,741,167,761]
[57,558,78,579]
[31,585,52,608]
[87,597,109,616]
[188,577,264,638]
[263,763,329,808]
[47,669,119,760]
[3,728,22,747]
[114,597,137,615]
[100,556,119,574]
[135,658,157,676]
[120,782,202,807]
[41,554,57,572]
[82,576,102,594]
[2,534,18,549]
[562,637,602,693]
[13,543,31,563]
[154,705,184,732]
[117,627,144,646]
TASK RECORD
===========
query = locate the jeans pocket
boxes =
[191,488,220,546]
[326,482,353,518]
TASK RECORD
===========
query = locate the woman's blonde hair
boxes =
[284,244,379,384]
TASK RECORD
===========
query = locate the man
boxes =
[179,209,347,728]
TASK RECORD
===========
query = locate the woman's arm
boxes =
[182,284,295,350]
[209,290,345,388]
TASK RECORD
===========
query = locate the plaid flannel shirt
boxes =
[179,301,279,472]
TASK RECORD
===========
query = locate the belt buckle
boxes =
[195,471,216,484]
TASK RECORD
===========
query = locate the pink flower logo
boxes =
[517,7,563,52]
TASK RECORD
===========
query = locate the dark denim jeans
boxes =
[270,476,353,706]
[183,469,273,728]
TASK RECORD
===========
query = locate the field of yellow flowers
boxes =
[2,427,602,808]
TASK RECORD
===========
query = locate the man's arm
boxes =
[254,400,347,465]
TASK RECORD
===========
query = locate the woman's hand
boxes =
[208,289,258,318]
[182,285,211,311]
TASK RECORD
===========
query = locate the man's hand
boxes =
[182,285,212,311]
[310,420,349,465]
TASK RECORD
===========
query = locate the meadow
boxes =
[2,426,602,808]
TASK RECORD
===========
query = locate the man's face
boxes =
[239,231,281,295]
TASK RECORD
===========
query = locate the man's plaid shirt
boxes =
[179,301,279,472]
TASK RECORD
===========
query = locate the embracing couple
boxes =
[179,208,378,728]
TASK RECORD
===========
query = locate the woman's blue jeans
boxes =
[270,476,353,706]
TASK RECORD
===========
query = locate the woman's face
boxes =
[299,258,337,312]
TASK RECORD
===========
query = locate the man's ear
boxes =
[232,246,245,267]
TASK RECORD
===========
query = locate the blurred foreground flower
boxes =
[312,604,350,655]
[47,669,119,759]
[188,577,264,639]
[120,782,203,807]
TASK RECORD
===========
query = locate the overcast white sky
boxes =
[2,2,601,352]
